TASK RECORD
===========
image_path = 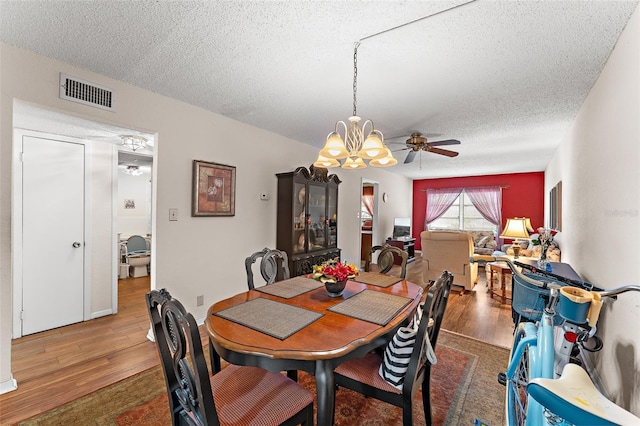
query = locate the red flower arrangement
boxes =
[312,259,358,283]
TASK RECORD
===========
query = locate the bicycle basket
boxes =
[512,273,565,324]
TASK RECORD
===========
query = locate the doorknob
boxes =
[72,242,82,248]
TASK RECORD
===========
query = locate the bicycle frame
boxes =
[506,310,556,425]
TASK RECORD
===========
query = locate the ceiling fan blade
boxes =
[404,150,417,164]
[427,146,459,157]
[428,139,461,147]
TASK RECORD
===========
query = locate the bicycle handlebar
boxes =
[599,285,640,298]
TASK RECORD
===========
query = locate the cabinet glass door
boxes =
[308,183,326,250]
[293,182,306,254]
[327,186,338,248]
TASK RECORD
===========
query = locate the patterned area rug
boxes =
[19,330,508,425]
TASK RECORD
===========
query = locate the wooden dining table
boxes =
[205,273,423,426]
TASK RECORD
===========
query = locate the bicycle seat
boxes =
[528,363,640,425]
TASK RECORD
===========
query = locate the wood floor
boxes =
[0,254,514,425]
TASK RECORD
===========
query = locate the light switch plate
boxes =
[169,208,178,221]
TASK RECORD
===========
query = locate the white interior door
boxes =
[21,135,85,335]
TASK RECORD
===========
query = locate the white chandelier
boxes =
[120,135,147,152]
[314,42,396,170]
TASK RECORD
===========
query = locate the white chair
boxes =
[126,235,150,277]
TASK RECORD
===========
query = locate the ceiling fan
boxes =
[391,132,461,164]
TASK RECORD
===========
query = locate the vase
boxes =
[537,244,549,269]
[324,280,347,297]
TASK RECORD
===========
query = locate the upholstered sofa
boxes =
[421,230,478,293]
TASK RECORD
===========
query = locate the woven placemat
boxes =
[328,290,412,325]
[255,276,323,299]
[353,272,402,288]
[214,298,322,340]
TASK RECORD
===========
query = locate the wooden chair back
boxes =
[146,289,218,425]
[365,244,408,279]
[245,248,290,290]
[405,271,453,421]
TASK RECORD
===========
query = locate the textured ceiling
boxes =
[2,0,637,179]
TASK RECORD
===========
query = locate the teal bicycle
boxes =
[473,256,640,425]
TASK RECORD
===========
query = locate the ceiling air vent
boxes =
[59,73,115,111]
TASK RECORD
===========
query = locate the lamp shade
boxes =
[500,218,531,240]
[524,218,534,232]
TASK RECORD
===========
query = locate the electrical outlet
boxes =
[197,295,204,306]
[169,208,178,221]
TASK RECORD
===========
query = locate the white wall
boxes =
[0,42,412,391]
[545,6,639,414]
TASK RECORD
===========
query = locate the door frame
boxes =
[12,129,93,338]
[360,178,380,263]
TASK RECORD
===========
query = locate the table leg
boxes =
[500,272,506,304]
[489,267,495,294]
[315,360,335,426]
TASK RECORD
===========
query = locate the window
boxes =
[428,192,496,231]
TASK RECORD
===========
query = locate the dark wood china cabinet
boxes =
[276,165,341,276]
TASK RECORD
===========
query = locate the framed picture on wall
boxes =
[549,181,562,230]
[192,160,236,216]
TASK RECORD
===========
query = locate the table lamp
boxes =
[500,217,531,258]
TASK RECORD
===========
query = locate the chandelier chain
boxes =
[352,42,360,117]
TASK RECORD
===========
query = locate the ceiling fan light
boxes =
[313,154,340,168]
[358,131,386,159]
[122,165,143,176]
[341,157,366,169]
[369,148,397,167]
[320,132,349,159]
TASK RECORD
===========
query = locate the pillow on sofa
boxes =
[477,235,490,247]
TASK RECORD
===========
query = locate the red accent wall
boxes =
[412,172,544,250]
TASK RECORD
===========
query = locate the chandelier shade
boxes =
[320,132,349,160]
[313,154,341,168]
[342,157,366,169]
[314,42,395,169]
[369,148,398,167]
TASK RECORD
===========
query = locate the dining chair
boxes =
[333,270,454,426]
[146,289,314,426]
[364,244,409,279]
[245,247,290,290]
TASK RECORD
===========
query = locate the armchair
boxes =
[420,230,478,293]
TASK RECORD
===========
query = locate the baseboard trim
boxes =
[0,375,18,395]
[91,309,113,319]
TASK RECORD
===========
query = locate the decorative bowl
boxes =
[324,280,347,297]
